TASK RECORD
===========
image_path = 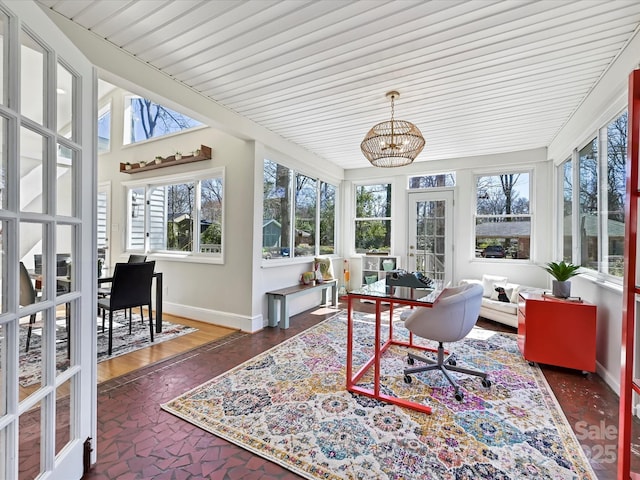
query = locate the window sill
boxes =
[122,252,224,265]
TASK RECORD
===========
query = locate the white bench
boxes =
[266,279,338,329]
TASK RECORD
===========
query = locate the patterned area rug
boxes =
[162,310,595,480]
[19,312,197,387]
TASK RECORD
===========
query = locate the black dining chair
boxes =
[97,254,148,317]
[97,261,155,355]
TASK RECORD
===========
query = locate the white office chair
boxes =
[402,283,491,401]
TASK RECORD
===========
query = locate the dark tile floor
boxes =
[76,302,638,480]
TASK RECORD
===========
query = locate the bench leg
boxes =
[279,297,290,329]
[331,282,338,306]
[267,294,279,327]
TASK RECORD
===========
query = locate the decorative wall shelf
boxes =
[120,144,212,174]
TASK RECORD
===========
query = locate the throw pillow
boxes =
[490,284,514,303]
[481,274,508,297]
[314,257,334,281]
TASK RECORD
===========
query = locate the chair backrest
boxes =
[403,283,484,343]
[128,254,147,263]
[109,261,155,311]
[19,261,36,306]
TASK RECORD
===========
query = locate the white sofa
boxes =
[459,275,543,328]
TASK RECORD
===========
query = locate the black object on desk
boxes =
[385,270,433,288]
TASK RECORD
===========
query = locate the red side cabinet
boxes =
[517,292,596,372]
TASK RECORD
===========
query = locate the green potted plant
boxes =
[542,260,581,298]
[175,151,182,160]
[154,155,163,165]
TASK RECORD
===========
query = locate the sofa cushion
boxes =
[482,297,518,315]
[481,274,508,297]
[490,285,514,302]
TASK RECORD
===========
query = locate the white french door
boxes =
[407,190,454,285]
[0,2,96,479]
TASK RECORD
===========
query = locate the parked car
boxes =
[482,245,506,258]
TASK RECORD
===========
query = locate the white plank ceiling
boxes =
[36,0,640,170]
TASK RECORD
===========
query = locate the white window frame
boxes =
[122,167,225,264]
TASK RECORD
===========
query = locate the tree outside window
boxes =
[123,96,202,145]
[578,139,598,270]
[475,173,531,259]
[355,184,391,253]
[262,159,336,259]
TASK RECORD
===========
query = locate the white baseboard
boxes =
[162,301,263,333]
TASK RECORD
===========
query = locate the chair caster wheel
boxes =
[482,378,492,388]
[404,375,412,384]
[454,391,464,402]
[447,358,457,366]
[407,357,415,365]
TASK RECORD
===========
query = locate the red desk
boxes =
[346,281,442,415]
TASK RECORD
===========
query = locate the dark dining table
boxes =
[98,271,164,333]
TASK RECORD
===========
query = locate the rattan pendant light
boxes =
[360,91,425,168]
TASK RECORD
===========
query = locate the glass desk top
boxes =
[348,279,442,305]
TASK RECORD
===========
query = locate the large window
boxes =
[563,111,627,278]
[263,160,336,259]
[125,169,224,257]
[97,104,110,153]
[475,172,531,260]
[561,157,572,262]
[123,96,203,145]
[355,183,392,254]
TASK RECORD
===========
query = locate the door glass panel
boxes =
[55,301,70,377]
[55,377,72,456]
[19,311,43,395]
[0,322,6,415]
[0,12,6,106]
[56,63,74,139]
[19,398,42,478]
[0,115,6,210]
[0,220,5,313]
[20,30,45,125]
[56,224,73,296]
[19,221,44,301]
[19,127,45,214]
[415,199,446,281]
[56,143,74,217]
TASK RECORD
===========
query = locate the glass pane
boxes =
[147,182,195,252]
[56,143,75,217]
[55,377,72,456]
[55,300,71,377]
[19,311,43,394]
[408,173,455,188]
[562,159,573,262]
[199,177,223,254]
[0,115,6,210]
[97,106,111,153]
[263,160,291,259]
[20,30,45,125]
[356,184,391,218]
[476,217,531,260]
[56,224,73,296]
[127,187,145,250]
[355,220,391,253]
[579,138,598,270]
[19,221,44,303]
[415,200,446,280]
[477,173,529,215]
[0,12,6,106]
[294,175,316,258]
[355,184,391,253]
[124,96,202,144]
[19,398,42,478]
[0,220,5,313]
[319,182,335,255]
[56,62,74,139]
[20,127,45,214]
[0,322,6,416]
[606,112,627,277]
